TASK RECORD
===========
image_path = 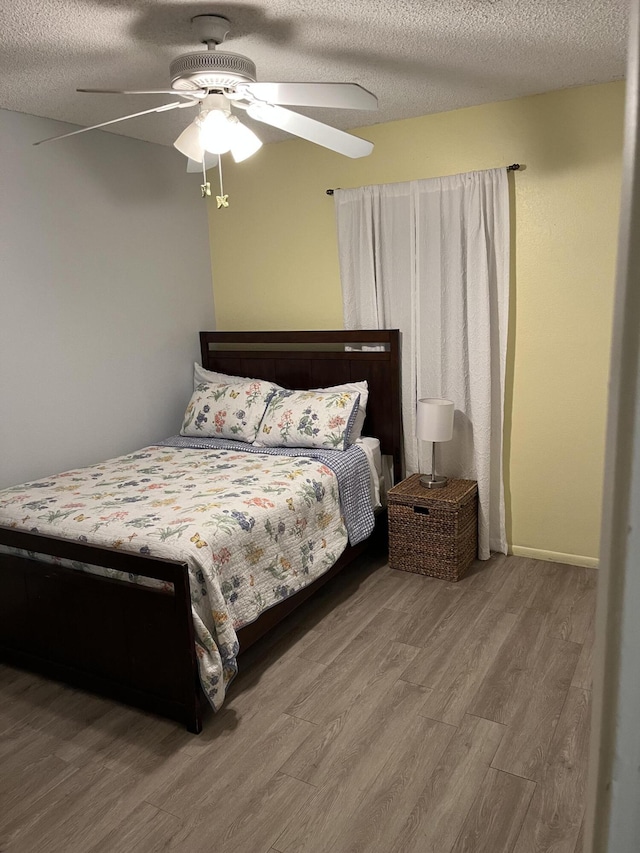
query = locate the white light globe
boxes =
[199,110,235,155]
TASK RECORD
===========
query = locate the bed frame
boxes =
[0,330,401,733]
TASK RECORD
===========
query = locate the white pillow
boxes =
[312,381,369,442]
[194,363,283,391]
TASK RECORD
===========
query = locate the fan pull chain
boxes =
[200,158,211,199]
[216,154,230,208]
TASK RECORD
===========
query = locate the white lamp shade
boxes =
[173,121,204,161]
[416,398,455,442]
[230,120,263,163]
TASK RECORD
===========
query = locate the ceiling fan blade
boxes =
[186,153,219,173]
[238,82,377,111]
[33,101,195,146]
[78,88,206,101]
[246,103,373,158]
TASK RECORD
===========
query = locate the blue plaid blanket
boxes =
[157,435,375,546]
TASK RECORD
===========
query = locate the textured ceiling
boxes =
[0,0,629,148]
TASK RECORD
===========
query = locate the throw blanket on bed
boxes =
[0,442,373,711]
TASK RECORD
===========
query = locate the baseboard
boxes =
[509,545,599,569]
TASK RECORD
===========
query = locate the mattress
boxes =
[355,436,385,509]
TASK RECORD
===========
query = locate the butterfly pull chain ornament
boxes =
[203,154,229,208]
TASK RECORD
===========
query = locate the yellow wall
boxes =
[208,82,624,564]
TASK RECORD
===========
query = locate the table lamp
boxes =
[417,398,455,489]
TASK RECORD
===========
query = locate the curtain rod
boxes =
[325,164,521,195]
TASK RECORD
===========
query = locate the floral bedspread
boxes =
[0,444,355,710]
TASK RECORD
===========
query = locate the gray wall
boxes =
[0,109,215,488]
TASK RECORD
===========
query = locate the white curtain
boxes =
[335,168,509,558]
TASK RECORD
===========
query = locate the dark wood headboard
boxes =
[200,330,402,485]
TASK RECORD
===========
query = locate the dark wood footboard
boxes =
[0,527,203,733]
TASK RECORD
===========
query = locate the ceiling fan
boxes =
[34,13,378,175]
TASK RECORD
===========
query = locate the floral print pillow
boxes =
[256,389,361,450]
[181,381,277,443]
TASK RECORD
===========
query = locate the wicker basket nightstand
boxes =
[388,475,478,582]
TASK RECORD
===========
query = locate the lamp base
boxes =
[420,474,449,489]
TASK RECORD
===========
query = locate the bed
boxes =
[0,330,402,732]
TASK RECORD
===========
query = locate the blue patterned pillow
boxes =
[255,389,361,450]
[181,381,277,442]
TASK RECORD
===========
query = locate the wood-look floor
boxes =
[0,552,596,853]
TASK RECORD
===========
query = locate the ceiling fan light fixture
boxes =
[174,111,261,166]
